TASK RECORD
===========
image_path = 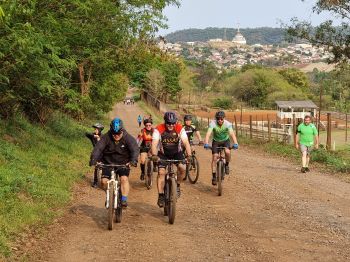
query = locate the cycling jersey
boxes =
[183,124,197,142]
[137,128,154,147]
[152,123,187,156]
[208,120,233,142]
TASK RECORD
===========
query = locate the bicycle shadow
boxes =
[70,204,107,229]
[186,180,217,196]
[130,201,166,222]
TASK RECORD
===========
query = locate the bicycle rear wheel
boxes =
[168,177,177,224]
[188,155,199,184]
[108,183,115,230]
[145,159,153,190]
[163,180,169,216]
[115,187,122,223]
[217,161,223,196]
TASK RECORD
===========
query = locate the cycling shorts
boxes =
[102,166,130,178]
[140,146,151,154]
[211,139,230,154]
[158,151,185,169]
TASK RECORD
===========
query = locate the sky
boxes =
[159,0,335,35]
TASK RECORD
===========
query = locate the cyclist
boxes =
[137,118,154,180]
[204,111,238,185]
[183,114,203,146]
[296,115,319,173]
[85,123,104,147]
[151,112,192,208]
[89,118,139,207]
[137,115,142,127]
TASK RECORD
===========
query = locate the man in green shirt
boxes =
[296,115,319,173]
[204,111,238,185]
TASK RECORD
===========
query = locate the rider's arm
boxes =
[125,134,140,163]
[85,132,96,147]
[195,130,202,142]
[204,128,213,144]
[89,135,108,165]
[136,130,143,146]
[151,129,160,156]
[180,129,192,156]
[229,128,238,145]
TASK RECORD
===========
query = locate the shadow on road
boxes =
[130,201,165,222]
[70,204,107,229]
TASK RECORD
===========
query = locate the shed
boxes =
[275,100,318,121]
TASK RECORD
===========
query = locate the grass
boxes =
[137,100,163,125]
[0,112,93,258]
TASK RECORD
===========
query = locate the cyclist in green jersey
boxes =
[296,115,319,173]
[204,111,238,185]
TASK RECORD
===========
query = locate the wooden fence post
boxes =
[346,113,348,142]
[268,116,271,141]
[207,117,210,128]
[234,115,238,138]
[293,114,296,146]
[249,115,253,139]
[327,113,331,150]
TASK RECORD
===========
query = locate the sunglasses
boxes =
[216,118,224,121]
[166,122,176,125]
[145,124,152,127]
[112,130,123,136]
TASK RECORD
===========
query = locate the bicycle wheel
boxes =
[188,155,200,184]
[108,182,115,230]
[217,161,223,196]
[145,159,153,190]
[168,177,177,224]
[115,187,122,223]
[163,180,169,216]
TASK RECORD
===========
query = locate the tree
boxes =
[287,0,350,62]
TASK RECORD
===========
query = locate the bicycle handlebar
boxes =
[206,146,235,150]
[96,163,130,169]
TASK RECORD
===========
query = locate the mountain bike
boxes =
[96,163,129,230]
[160,159,185,224]
[145,154,153,190]
[184,143,200,184]
[207,146,234,196]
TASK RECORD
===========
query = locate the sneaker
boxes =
[177,185,181,198]
[157,194,165,208]
[225,164,229,175]
[153,165,157,172]
[140,173,145,181]
[121,200,128,208]
[183,175,187,181]
[305,167,310,172]
[91,181,98,188]
[301,167,306,173]
[212,175,217,186]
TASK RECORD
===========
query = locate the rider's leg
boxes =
[157,167,166,207]
[224,147,231,174]
[120,175,129,207]
[177,164,186,183]
[212,153,218,185]
[140,152,147,180]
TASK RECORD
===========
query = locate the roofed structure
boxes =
[275,100,318,109]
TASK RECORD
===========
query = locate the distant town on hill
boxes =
[164,27,286,45]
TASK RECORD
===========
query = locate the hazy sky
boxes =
[159,0,334,35]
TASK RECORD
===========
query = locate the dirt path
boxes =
[25,102,350,262]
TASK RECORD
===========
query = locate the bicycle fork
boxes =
[105,180,119,209]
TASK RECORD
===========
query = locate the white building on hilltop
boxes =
[232,27,247,45]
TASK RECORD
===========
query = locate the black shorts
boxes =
[140,146,151,154]
[102,166,130,178]
[158,151,185,168]
[211,139,230,154]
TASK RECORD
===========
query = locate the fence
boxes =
[142,91,169,113]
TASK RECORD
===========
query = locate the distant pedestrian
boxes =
[295,115,319,173]
[137,115,142,127]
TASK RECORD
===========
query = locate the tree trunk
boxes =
[78,62,92,96]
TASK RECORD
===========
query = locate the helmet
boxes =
[163,112,177,124]
[110,118,123,134]
[92,123,104,131]
[184,114,192,121]
[215,111,225,119]
[143,118,153,125]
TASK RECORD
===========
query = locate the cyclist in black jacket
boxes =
[89,118,139,207]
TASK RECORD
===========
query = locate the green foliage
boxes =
[212,97,233,109]
[0,113,91,257]
[278,68,310,92]
[0,0,178,121]
[165,27,285,45]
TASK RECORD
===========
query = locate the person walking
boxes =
[137,115,142,127]
[296,115,319,173]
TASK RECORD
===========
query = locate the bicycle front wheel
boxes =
[217,161,223,196]
[145,159,153,190]
[168,177,177,224]
[115,187,122,223]
[108,183,115,230]
[188,155,200,184]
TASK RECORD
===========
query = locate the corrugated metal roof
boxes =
[275,100,318,109]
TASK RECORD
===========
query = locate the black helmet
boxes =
[184,114,192,121]
[110,118,124,134]
[143,118,153,125]
[92,123,104,130]
[215,111,225,119]
[164,112,177,124]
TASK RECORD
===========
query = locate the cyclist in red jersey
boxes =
[136,118,154,180]
[151,112,192,207]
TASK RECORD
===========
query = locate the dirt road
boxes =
[24,102,350,261]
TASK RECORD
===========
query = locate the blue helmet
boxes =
[110,118,123,134]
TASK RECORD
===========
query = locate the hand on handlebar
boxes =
[198,141,204,146]
[204,143,210,149]
[130,161,138,167]
[232,143,239,150]
[151,155,159,162]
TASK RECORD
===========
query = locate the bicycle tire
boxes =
[163,179,169,216]
[108,182,115,230]
[188,155,200,184]
[217,161,223,196]
[115,187,122,223]
[168,177,177,224]
[145,159,153,190]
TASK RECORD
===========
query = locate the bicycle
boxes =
[184,143,200,184]
[145,154,154,190]
[96,163,129,230]
[207,146,234,196]
[159,159,185,224]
